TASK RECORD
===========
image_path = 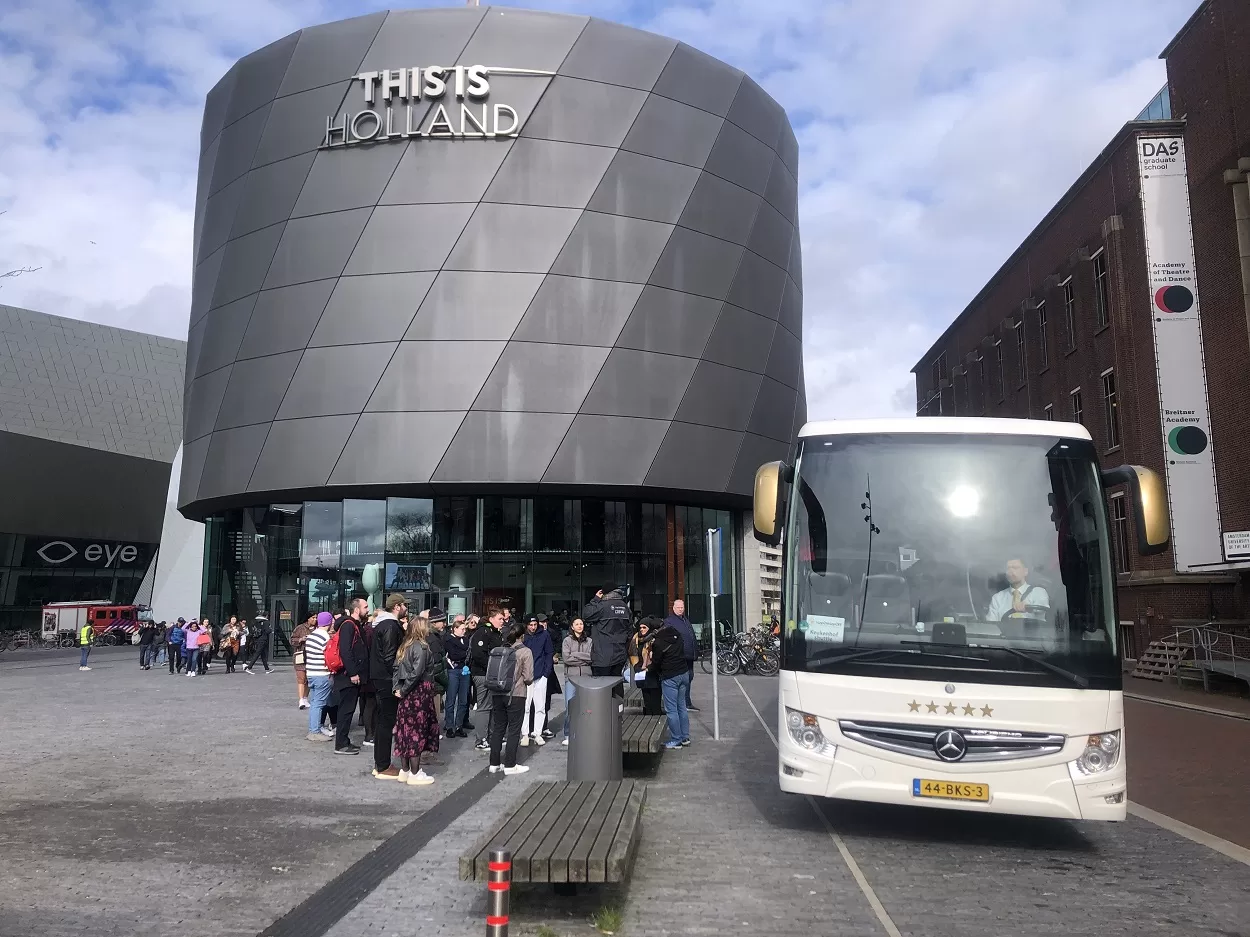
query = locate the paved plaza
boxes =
[1,646,1248,937]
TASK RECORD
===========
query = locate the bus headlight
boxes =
[1073,731,1121,775]
[785,708,835,755]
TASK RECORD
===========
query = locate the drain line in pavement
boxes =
[734,677,903,937]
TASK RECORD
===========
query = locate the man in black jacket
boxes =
[334,597,370,754]
[138,621,157,670]
[584,585,631,692]
[243,616,274,674]
[649,617,692,748]
[469,608,505,750]
[369,593,407,778]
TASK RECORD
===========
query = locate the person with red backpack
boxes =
[332,598,371,754]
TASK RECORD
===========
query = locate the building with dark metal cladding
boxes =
[180,7,805,635]
[911,0,1250,643]
[0,304,185,628]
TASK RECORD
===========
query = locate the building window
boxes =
[1070,387,1083,425]
[1093,250,1110,330]
[976,355,986,413]
[1102,368,1120,449]
[931,352,948,387]
[1062,277,1076,350]
[1037,302,1048,369]
[1044,404,1054,420]
[1015,322,1026,385]
[1110,493,1131,573]
[995,341,1004,399]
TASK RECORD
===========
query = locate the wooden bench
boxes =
[622,714,668,753]
[459,780,646,884]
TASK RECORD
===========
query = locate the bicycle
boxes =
[717,628,780,676]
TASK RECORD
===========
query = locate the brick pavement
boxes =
[1123,674,1250,719]
[1124,697,1250,850]
[0,646,492,937]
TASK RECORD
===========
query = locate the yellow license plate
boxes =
[913,778,990,802]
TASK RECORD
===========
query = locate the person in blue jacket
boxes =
[167,619,186,674]
[521,614,554,746]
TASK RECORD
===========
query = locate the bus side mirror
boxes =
[753,461,789,546]
[1101,465,1170,556]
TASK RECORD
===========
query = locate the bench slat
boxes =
[473,781,562,880]
[488,782,569,881]
[459,781,550,881]
[528,781,597,883]
[513,781,585,882]
[547,781,611,884]
[568,780,624,883]
[587,782,636,883]
[605,783,647,882]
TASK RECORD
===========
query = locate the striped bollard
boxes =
[486,848,511,937]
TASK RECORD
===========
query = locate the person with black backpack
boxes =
[469,609,505,751]
[487,621,533,776]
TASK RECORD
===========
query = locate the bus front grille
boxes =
[837,720,1067,763]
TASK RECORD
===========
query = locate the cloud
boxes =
[0,0,1198,423]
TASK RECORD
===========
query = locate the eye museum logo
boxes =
[320,65,554,148]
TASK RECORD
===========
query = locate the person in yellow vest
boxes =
[78,622,94,671]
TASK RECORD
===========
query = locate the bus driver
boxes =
[986,558,1050,621]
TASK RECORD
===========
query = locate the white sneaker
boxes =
[502,764,530,776]
[407,770,434,786]
[562,737,569,746]
[397,770,411,783]
[299,699,309,710]
[532,734,545,746]
[187,672,195,678]
[79,666,91,671]
[519,735,530,747]
[488,764,503,774]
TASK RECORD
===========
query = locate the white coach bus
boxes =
[753,418,1169,821]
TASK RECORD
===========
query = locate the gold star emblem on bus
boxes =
[944,703,957,714]
[981,705,994,717]
[962,704,976,716]
[907,700,919,712]
[926,701,938,713]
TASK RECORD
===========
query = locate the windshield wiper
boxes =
[807,646,988,668]
[995,645,1089,689]
[901,640,1089,689]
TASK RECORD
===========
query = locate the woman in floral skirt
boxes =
[392,616,440,786]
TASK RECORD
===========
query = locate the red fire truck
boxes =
[41,602,153,645]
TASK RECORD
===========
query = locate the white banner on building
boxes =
[1137,136,1224,571]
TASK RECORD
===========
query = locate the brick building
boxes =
[913,0,1250,639]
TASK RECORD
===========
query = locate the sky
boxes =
[0,0,1199,421]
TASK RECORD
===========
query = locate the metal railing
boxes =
[1166,624,1250,688]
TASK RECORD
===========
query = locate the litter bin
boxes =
[567,675,623,781]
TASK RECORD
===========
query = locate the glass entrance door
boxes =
[269,593,299,659]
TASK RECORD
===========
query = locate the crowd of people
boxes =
[125,583,704,783]
[130,615,276,675]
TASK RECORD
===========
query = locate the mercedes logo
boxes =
[934,729,967,762]
[944,684,956,694]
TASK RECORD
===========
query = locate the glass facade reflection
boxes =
[201,496,740,640]
[0,531,157,630]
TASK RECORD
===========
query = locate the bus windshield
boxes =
[782,432,1120,690]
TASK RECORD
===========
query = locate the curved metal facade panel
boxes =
[181,6,804,518]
